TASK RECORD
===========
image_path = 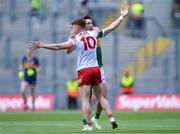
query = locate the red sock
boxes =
[87,122,92,126]
[108,114,113,118]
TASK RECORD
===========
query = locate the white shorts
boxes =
[100,67,106,84]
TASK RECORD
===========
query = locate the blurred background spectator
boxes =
[128,0,145,38]
[19,48,40,111]
[66,76,78,109]
[29,0,48,27]
[120,71,134,94]
[29,0,41,19]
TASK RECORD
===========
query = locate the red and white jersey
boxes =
[71,30,102,71]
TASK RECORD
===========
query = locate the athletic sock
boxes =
[108,114,113,118]
[95,113,101,119]
[82,119,87,125]
[87,122,92,126]
[108,114,115,122]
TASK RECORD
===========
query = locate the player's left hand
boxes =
[29,40,41,50]
[120,6,129,17]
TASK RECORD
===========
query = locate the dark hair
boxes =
[81,0,89,6]
[82,15,92,20]
[82,15,97,27]
[71,18,86,29]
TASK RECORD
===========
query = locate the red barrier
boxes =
[0,94,54,111]
[115,94,180,111]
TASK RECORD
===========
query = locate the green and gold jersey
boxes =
[97,30,104,67]
[97,39,103,67]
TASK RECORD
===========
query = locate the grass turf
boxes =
[0,110,180,134]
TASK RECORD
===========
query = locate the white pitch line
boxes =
[0,122,76,126]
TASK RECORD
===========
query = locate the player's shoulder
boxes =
[86,30,98,37]
[75,31,91,38]
[32,56,39,61]
[92,27,103,37]
[86,30,94,34]
[93,27,100,32]
[22,55,27,60]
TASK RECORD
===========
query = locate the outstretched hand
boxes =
[120,6,129,17]
[29,40,41,50]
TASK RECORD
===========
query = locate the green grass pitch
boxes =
[0,110,180,134]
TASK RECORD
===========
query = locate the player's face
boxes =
[70,24,80,35]
[70,29,76,38]
[85,19,93,31]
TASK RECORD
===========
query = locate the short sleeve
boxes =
[97,29,104,39]
[34,57,40,66]
[70,38,77,48]
[21,56,26,64]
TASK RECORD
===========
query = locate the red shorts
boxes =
[78,67,102,86]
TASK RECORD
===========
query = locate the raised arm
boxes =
[29,40,73,50]
[103,6,129,36]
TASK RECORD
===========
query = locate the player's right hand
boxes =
[120,6,129,17]
[29,40,41,50]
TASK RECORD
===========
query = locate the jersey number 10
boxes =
[80,36,96,51]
